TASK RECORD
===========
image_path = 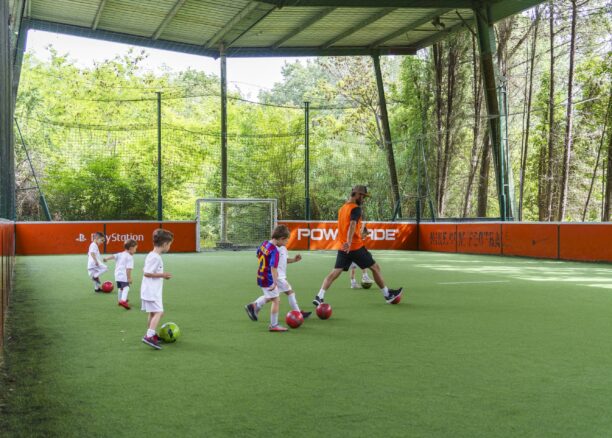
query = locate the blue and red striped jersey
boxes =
[256,240,279,287]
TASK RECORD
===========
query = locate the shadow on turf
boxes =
[0,264,57,436]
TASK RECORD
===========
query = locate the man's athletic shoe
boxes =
[385,287,403,304]
[118,300,131,310]
[269,325,289,332]
[245,303,258,321]
[351,281,362,289]
[142,336,162,350]
[94,288,103,293]
[300,311,312,319]
[312,296,324,306]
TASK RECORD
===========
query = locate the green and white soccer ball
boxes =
[158,322,181,343]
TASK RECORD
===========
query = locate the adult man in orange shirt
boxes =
[313,185,403,305]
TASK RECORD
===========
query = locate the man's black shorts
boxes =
[334,246,375,271]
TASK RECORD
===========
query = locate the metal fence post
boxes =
[157,91,162,221]
[304,101,310,220]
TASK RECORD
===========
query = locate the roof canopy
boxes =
[24,0,543,58]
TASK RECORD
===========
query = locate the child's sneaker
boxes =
[94,288,103,293]
[245,303,258,321]
[312,296,324,306]
[385,287,403,304]
[300,311,312,319]
[268,325,289,332]
[362,273,373,283]
[118,300,131,310]
[350,280,361,289]
[142,336,162,350]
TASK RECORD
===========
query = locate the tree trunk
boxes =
[433,43,444,215]
[438,41,459,216]
[538,144,548,221]
[545,0,555,221]
[519,7,540,221]
[463,35,482,218]
[584,91,612,221]
[604,119,612,221]
[477,131,491,217]
[557,0,577,221]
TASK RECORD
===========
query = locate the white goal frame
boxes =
[195,198,278,251]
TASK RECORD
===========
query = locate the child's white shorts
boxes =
[277,278,293,293]
[88,264,108,278]
[141,299,163,313]
[261,286,280,299]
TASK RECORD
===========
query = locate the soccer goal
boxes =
[195,198,278,251]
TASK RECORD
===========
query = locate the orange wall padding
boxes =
[457,223,502,255]
[503,223,558,259]
[559,224,612,262]
[16,222,196,255]
[14,221,612,263]
[418,223,457,252]
[281,221,417,251]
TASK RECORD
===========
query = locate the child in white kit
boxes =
[277,245,311,320]
[87,231,107,293]
[104,239,138,310]
[141,229,174,350]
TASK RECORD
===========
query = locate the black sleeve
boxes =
[350,206,362,221]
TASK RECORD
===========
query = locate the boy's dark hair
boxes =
[94,232,104,239]
[124,239,138,250]
[271,224,290,240]
[153,229,174,247]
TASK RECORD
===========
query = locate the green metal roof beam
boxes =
[27,18,219,58]
[226,5,277,48]
[408,19,467,51]
[257,1,477,8]
[226,45,416,57]
[257,1,545,23]
[204,1,261,48]
[153,0,187,40]
[272,7,335,48]
[321,7,396,49]
[91,0,107,31]
[369,8,450,48]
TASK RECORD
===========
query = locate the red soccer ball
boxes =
[101,281,114,293]
[316,303,332,320]
[285,310,304,328]
[390,294,402,305]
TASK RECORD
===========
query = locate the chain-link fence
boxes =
[14,94,437,222]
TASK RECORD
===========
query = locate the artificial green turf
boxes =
[3,251,612,437]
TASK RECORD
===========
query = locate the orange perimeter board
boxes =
[560,224,612,262]
[456,223,502,255]
[16,222,196,255]
[502,223,558,259]
[281,221,417,251]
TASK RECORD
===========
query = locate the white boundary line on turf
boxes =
[437,280,510,285]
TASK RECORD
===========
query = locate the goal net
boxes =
[195,198,278,251]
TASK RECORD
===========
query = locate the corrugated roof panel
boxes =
[332,8,434,47]
[97,0,177,37]
[31,0,98,28]
[230,7,323,48]
[286,8,378,47]
[26,1,542,57]
[385,30,438,47]
[162,0,249,45]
